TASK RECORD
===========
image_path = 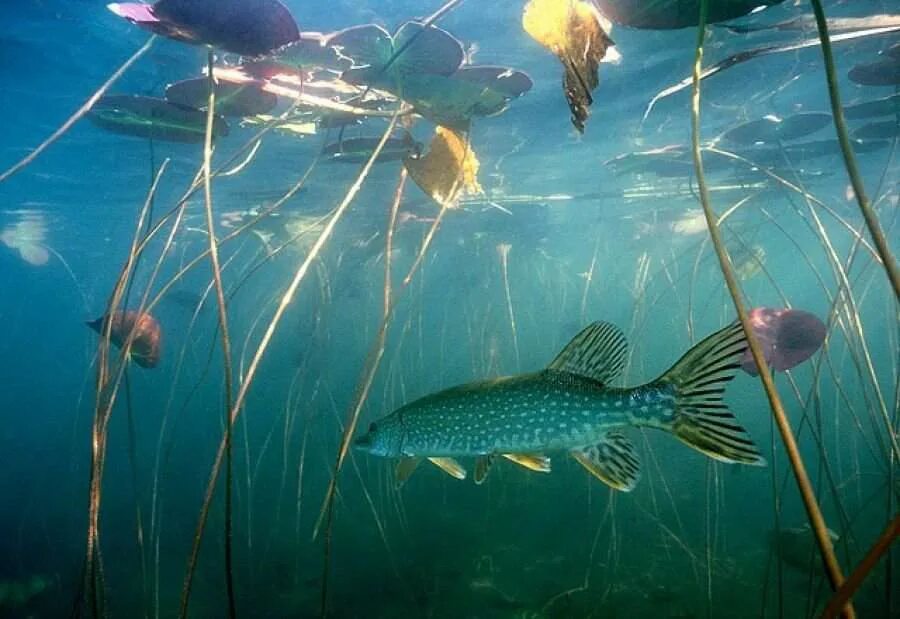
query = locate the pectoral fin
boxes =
[394,457,422,488]
[502,453,551,473]
[428,457,467,480]
[571,431,640,491]
[474,455,496,485]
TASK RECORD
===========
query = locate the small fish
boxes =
[356,321,764,488]
[86,310,162,369]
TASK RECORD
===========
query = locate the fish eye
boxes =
[368,422,378,433]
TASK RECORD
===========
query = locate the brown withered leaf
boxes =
[523,0,615,133]
[404,126,482,208]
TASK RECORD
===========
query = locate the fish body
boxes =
[364,371,675,457]
[356,321,765,489]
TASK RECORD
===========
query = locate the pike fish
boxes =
[355,321,765,489]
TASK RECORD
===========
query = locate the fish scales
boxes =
[394,371,673,456]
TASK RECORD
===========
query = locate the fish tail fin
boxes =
[660,321,765,466]
[85,317,104,333]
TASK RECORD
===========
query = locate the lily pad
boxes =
[843,93,900,119]
[268,32,349,72]
[399,72,510,130]
[452,66,533,99]
[594,0,786,30]
[337,21,463,92]
[323,135,421,163]
[165,77,277,116]
[719,112,831,145]
[851,120,900,141]
[107,0,299,56]
[89,95,229,143]
[848,57,900,85]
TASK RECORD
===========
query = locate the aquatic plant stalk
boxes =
[202,49,237,619]
[178,113,403,619]
[688,1,853,616]
[497,243,521,369]
[820,515,899,618]
[0,37,155,184]
[83,159,169,617]
[808,0,900,302]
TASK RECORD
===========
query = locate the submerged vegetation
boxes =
[0,0,896,618]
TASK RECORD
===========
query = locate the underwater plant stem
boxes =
[808,0,900,302]
[0,36,155,184]
[820,515,899,618]
[688,1,853,616]
[202,49,237,619]
[180,112,402,619]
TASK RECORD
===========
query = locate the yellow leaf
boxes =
[405,126,482,207]
[522,0,615,133]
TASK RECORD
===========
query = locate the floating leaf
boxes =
[165,77,277,117]
[323,135,421,163]
[107,0,299,56]
[242,114,316,137]
[523,0,615,133]
[843,93,900,119]
[1,213,49,266]
[89,95,229,143]
[399,72,510,130]
[719,112,831,146]
[848,57,900,85]
[594,0,785,29]
[338,21,463,92]
[851,119,900,141]
[405,127,482,207]
[453,66,534,99]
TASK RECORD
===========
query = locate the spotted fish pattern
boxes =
[355,321,765,491]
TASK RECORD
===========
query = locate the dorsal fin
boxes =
[548,321,628,384]
[570,431,640,491]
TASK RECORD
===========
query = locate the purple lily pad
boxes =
[848,57,900,86]
[107,0,300,56]
[165,77,277,116]
[740,307,826,375]
[88,94,229,143]
[452,66,533,99]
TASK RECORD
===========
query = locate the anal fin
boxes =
[571,431,640,491]
[474,455,496,485]
[428,457,467,480]
[394,457,422,488]
[502,453,551,473]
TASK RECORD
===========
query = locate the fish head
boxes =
[354,417,403,457]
